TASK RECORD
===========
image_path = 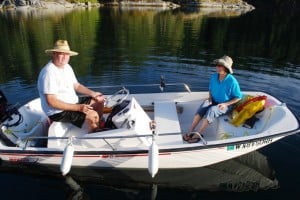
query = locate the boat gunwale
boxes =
[0,126,298,156]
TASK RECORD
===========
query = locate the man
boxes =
[37,39,105,132]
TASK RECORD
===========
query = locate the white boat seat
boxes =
[154,101,182,145]
[47,121,86,148]
[216,106,278,140]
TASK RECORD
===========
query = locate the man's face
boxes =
[52,52,70,67]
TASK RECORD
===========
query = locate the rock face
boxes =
[0,0,101,10]
[0,0,254,11]
[1,0,16,9]
[104,0,255,10]
[174,0,255,9]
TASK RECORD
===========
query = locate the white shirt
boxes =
[37,61,78,116]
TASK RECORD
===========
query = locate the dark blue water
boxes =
[0,4,300,199]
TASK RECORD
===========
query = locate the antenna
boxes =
[159,75,165,92]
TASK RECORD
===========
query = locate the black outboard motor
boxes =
[0,90,9,123]
[0,90,22,146]
[0,90,21,126]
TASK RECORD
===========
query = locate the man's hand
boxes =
[92,92,105,103]
[79,104,93,114]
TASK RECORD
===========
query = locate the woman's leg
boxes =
[187,105,228,143]
[188,114,202,132]
[183,102,212,140]
[188,118,209,142]
[183,114,202,140]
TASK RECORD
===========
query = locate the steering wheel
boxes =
[104,87,130,108]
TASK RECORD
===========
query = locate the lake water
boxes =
[0,5,300,200]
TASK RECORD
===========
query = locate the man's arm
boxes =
[74,82,103,99]
[46,94,87,112]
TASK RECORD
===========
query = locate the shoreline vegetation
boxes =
[0,0,255,12]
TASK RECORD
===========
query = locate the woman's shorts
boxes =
[49,96,92,128]
[196,100,230,123]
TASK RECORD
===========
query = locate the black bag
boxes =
[105,100,130,129]
[243,115,259,129]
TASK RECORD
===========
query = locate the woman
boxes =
[183,55,242,143]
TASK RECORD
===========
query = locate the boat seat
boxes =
[154,101,182,145]
[47,121,86,148]
[216,108,270,140]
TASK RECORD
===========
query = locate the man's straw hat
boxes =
[45,40,78,56]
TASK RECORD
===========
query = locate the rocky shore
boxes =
[0,0,101,11]
[0,0,254,12]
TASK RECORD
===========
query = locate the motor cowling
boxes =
[0,90,9,123]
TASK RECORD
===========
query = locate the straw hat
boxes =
[214,55,233,74]
[45,40,78,56]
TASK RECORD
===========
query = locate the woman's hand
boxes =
[218,103,227,110]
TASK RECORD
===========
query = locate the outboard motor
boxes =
[0,90,9,123]
[0,90,21,127]
[0,90,22,146]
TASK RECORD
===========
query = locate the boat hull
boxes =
[0,133,287,170]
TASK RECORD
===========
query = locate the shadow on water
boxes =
[0,150,279,199]
[68,150,279,192]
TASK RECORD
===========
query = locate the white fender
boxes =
[60,142,74,176]
[148,138,159,178]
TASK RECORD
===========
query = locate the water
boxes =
[0,4,300,199]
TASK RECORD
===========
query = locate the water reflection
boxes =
[0,150,278,198]
[1,6,299,86]
[68,151,278,192]
[65,175,89,200]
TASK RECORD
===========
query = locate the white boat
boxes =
[0,81,299,178]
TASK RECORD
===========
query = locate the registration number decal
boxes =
[227,138,273,151]
[8,157,39,163]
